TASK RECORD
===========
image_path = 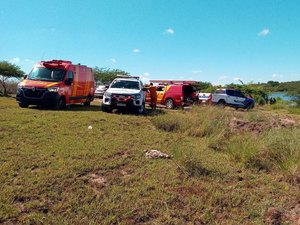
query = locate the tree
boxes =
[0,61,24,96]
[93,67,130,85]
[192,81,214,92]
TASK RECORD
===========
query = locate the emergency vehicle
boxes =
[146,80,197,109]
[16,60,94,109]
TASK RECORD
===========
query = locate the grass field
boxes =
[1,97,299,224]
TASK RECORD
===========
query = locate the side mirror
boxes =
[65,78,73,85]
[23,75,28,79]
[105,85,109,89]
[142,87,147,91]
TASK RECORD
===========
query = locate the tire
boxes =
[136,102,145,114]
[101,104,112,113]
[19,102,29,108]
[217,100,226,108]
[246,102,254,111]
[84,96,91,106]
[165,98,174,109]
[54,98,66,110]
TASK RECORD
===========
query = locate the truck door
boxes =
[66,70,75,103]
[156,86,165,104]
[226,90,236,105]
[234,90,247,107]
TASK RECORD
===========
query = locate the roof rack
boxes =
[116,74,140,80]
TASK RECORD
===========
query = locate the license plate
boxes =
[117,103,126,107]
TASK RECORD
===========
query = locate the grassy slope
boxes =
[0,97,299,224]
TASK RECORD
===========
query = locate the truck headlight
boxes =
[132,94,141,99]
[104,92,112,97]
[17,83,24,90]
[48,87,60,92]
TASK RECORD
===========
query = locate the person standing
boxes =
[148,83,157,110]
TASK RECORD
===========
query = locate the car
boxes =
[212,88,255,110]
[198,92,212,104]
[94,84,108,98]
[101,76,147,114]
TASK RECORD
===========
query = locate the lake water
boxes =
[268,92,295,101]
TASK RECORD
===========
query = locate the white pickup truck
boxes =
[212,89,255,110]
[101,76,147,114]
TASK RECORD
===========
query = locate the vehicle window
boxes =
[234,91,245,98]
[28,67,66,82]
[157,86,165,91]
[226,90,235,96]
[67,71,73,79]
[110,80,140,90]
[216,90,225,94]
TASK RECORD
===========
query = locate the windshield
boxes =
[110,80,140,90]
[28,67,66,82]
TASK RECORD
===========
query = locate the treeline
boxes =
[259,80,300,93]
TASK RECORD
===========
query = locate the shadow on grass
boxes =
[27,104,102,112]
[109,108,167,116]
[28,104,167,116]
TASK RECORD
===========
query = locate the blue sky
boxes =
[1,0,300,85]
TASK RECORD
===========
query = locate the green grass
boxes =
[1,97,299,224]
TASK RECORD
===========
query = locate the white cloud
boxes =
[272,73,283,78]
[143,72,150,77]
[192,70,202,74]
[258,28,270,36]
[10,57,20,64]
[110,58,116,63]
[133,48,140,53]
[165,28,175,34]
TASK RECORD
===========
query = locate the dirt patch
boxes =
[89,173,107,192]
[283,203,300,225]
[230,116,299,133]
[120,169,133,177]
[265,207,282,225]
[265,203,300,225]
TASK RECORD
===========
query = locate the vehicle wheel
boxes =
[54,98,66,110]
[84,96,91,106]
[246,102,254,111]
[165,99,174,109]
[217,100,226,108]
[101,104,112,113]
[19,102,29,108]
[136,102,145,114]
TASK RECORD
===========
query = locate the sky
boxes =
[1,0,300,85]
